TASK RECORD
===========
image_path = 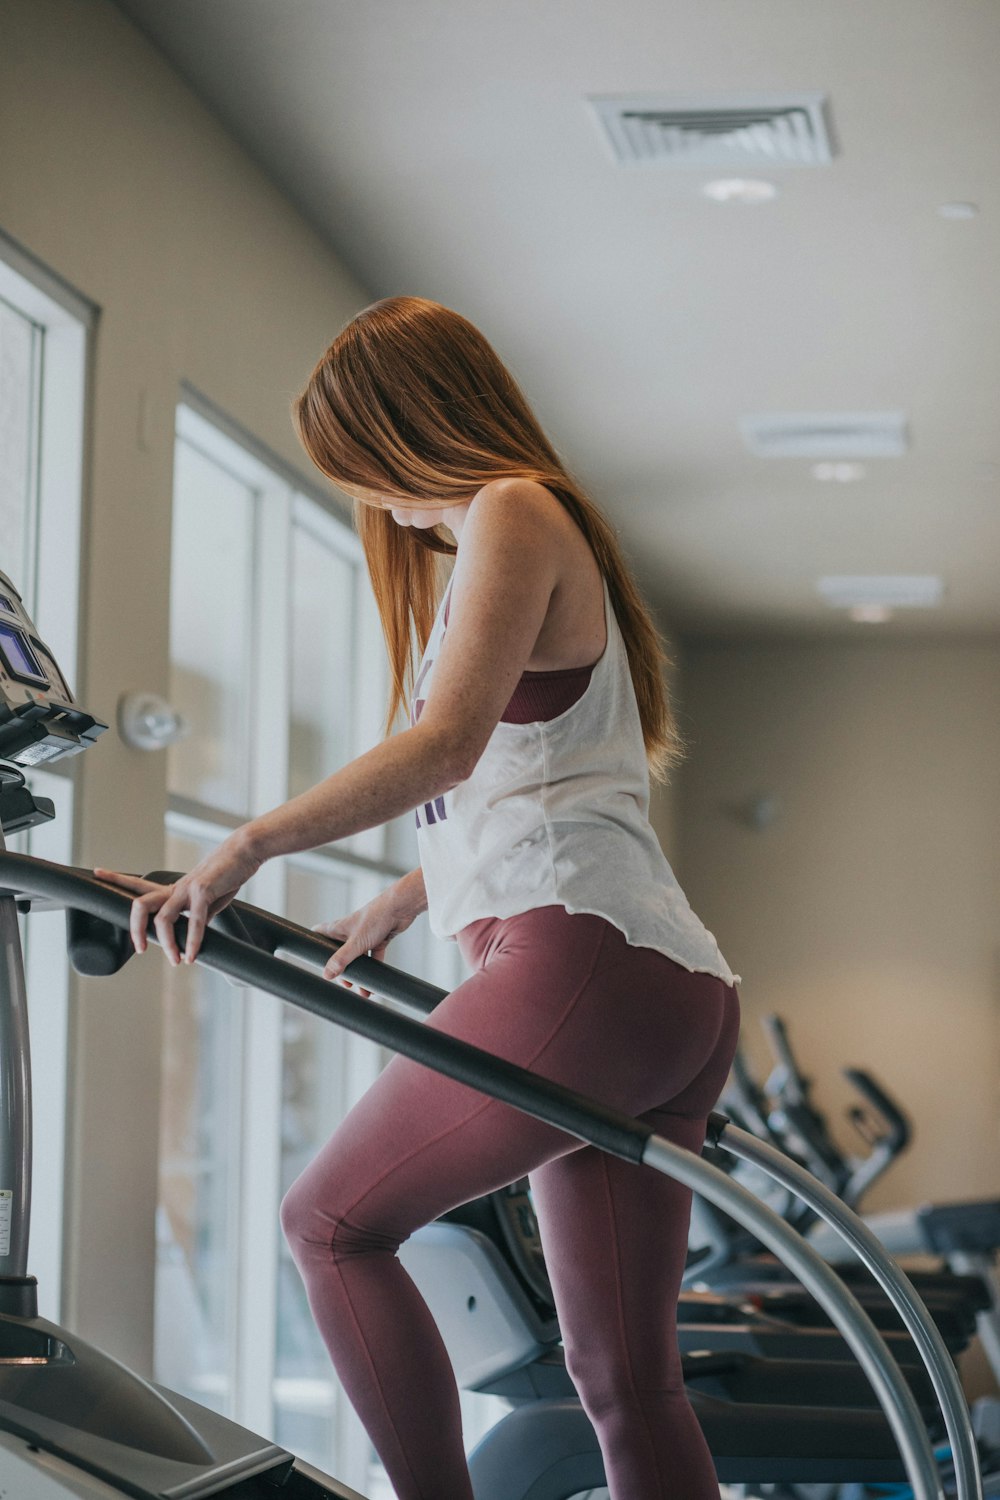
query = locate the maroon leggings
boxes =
[280,906,740,1500]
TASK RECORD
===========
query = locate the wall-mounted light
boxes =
[117,691,189,751]
[726,793,782,831]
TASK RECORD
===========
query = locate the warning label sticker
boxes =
[0,1191,12,1257]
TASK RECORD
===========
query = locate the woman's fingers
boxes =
[322,936,361,983]
[350,942,389,998]
[95,866,170,953]
[103,830,255,964]
[321,933,392,999]
[129,886,172,956]
[91,870,187,960]
[153,882,195,966]
[314,916,357,977]
[182,882,212,965]
[322,926,376,985]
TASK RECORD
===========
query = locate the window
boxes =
[0,230,92,1320]
[157,397,465,1490]
[0,296,41,594]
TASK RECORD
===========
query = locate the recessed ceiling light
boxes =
[703,178,779,204]
[848,605,892,624]
[817,575,944,609]
[812,462,867,483]
[938,201,979,220]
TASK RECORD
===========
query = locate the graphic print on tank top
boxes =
[409,588,451,830]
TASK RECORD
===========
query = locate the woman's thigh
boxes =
[285,907,738,1250]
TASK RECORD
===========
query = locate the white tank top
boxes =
[412,575,739,985]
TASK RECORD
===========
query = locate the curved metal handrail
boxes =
[711,1118,981,1500]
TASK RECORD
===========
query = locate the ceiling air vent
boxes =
[589,93,835,168]
[740,412,910,459]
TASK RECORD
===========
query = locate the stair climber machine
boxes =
[0,567,985,1500]
[684,1036,989,1376]
[712,1018,1000,1374]
[723,1013,1000,1487]
[749,1012,1000,1396]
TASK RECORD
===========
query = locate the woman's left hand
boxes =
[94,835,261,966]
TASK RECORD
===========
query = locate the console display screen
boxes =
[0,626,48,687]
[31,641,72,702]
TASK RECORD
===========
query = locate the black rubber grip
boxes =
[65,907,134,976]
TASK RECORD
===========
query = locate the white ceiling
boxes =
[110,0,1000,640]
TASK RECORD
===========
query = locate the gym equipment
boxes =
[0,578,105,774]
[3,861,967,1499]
[740,1014,1000,1386]
[0,569,980,1500]
[690,1020,914,1280]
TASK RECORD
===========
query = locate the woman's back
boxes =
[412,498,738,986]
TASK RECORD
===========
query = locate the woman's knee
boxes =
[280,1169,404,1265]
[565,1337,682,1419]
[279,1175,321,1258]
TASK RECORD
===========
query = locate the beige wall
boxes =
[675,639,1000,1211]
[647,645,683,859]
[1,0,368,1373]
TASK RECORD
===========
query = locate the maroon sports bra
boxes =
[501,663,595,724]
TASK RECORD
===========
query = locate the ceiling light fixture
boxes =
[817,576,944,610]
[812,462,866,482]
[741,412,909,459]
[703,178,778,204]
[848,605,892,624]
[938,201,979,220]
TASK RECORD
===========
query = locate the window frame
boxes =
[161,393,466,1489]
[0,227,92,671]
[0,228,95,1321]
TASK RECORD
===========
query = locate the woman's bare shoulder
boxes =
[464,477,575,553]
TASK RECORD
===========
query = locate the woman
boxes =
[99,296,740,1500]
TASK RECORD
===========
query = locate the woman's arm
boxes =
[244,481,562,859]
[239,719,476,863]
[100,481,563,964]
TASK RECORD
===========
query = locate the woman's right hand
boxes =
[315,870,426,993]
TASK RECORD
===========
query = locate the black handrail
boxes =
[0,852,650,1165]
[142,868,446,1016]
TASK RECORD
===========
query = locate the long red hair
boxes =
[293,296,681,777]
